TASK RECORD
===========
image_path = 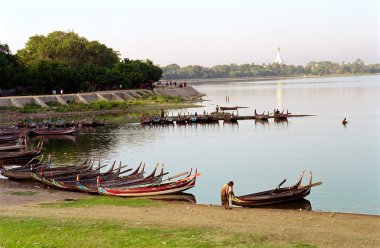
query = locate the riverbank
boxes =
[0,179,379,248]
[0,102,200,126]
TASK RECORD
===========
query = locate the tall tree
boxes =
[17,31,120,68]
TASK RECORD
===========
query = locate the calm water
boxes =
[20,75,380,214]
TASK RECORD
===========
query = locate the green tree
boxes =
[17,31,120,68]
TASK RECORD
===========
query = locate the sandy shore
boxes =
[0,179,379,247]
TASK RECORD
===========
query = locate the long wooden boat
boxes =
[0,141,43,164]
[224,114,238,123]
[273,109,290,119]
[254,109,269,121]
[220,106,248,111]
[220,106,238,111]
[0,128,24,136]
[0,135,22,143]
[77,165,166,194]
[0,140,26,151]
[98,170,200,197]
[2,157,91,180]
[29,126,77,136]
[231,171,322,207]
[175,116,187,124]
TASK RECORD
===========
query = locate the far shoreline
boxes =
[163,73,379,83]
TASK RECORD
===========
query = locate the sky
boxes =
[1,0,379,67]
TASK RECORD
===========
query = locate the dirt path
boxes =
[0,179,379,247]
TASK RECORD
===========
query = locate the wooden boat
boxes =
[77,164,166,194]
[0,128,24,136]
[29,126,77,136]
[98,169,200,197]
[0,135,22,143]
[175,116,187,124]
[220,106,238,111]
[187,116,197,124]
[140,115,152,125]
[0,141,43,164]
[224,113,238,123]
[274,109,290,119]
[220,106,248,111]
[1,157,91,180]
[151,115,162,124]
[161,117,174,125]
[231,171,322,207]
[0,142,26,151]
[254,109,269,121]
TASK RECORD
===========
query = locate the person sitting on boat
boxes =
[220,181,234,210]
[216,105,219,114]
[342,118,348,125]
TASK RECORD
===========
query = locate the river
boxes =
[26,75,380,215]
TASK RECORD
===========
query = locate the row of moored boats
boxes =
[0,156,200,197]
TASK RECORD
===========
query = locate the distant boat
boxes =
[220,106,248,111]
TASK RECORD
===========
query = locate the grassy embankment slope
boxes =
[0,95,200,124]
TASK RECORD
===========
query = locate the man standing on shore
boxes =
[220,181,234,209]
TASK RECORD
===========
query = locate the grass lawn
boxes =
[39,196,160,208]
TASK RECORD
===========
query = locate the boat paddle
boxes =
[269,179,287,195]
[297,181,323,190]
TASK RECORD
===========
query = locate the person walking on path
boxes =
[220,181,234,209]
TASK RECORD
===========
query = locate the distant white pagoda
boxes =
[274,46,284,65]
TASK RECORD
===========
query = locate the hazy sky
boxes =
[1,0,379,66]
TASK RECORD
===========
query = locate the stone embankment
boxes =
[0,86,204,108]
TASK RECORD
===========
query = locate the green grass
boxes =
[39,196,159,208]
[10,95,186,113]
[9,191,38,196]
[0,217,269,248]
[291,244,317,248]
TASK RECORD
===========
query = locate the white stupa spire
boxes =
[274,46,284,64]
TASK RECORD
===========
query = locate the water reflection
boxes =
[145,193,196,204]
[274,118,288,127]
[258,199,312,211]
[255,119,269,126]
[31,135,77,143]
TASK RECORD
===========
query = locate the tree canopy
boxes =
[0,31,162,95]
[161,60,380,80]
[17,31,120,68]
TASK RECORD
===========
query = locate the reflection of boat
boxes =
[232,171,322,207]
[255,119,269,125]
[274,118,288,124]
[260,199,312,211]
[32,135,77,142]
[145,193,197,204]
[29,126,77,136]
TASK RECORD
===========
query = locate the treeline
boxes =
[0,31,162,95]
[161,60,380,80]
